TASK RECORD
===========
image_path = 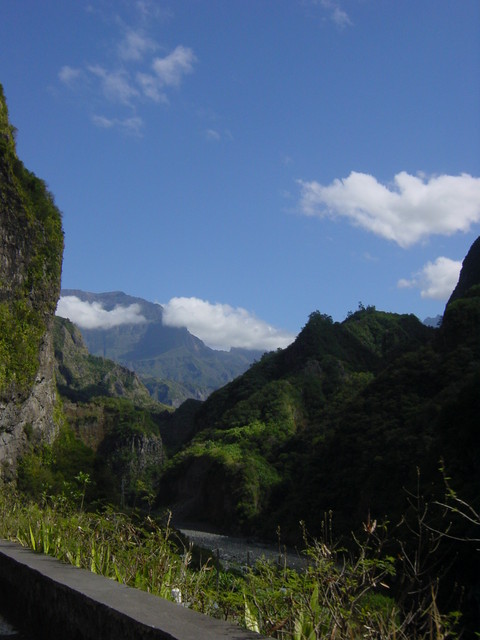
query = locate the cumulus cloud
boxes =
[398,257,462,300]
[298,171,480,248]
[162,297,295,351]
[136,72,168,103]
[135,0,171,22]
[56,296,147,329]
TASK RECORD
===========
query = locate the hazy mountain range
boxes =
[58,290,263,406]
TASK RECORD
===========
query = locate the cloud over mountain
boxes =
[398,257,462,300]
[162,297,295,351]
[298,172,480,248]
[56,296,147,329]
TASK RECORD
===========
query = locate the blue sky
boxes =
[2,1,480,350]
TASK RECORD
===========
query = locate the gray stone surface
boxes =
[0,540,267,640]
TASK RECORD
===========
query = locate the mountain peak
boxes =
[446,235,480,308]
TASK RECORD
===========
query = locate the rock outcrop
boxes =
[0,84,63,478]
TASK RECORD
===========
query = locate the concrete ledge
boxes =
[0,540,266,640]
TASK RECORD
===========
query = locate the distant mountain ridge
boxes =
[59,290,263,406]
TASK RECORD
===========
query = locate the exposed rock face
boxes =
[0,84,63,478]
[0,331,58,479]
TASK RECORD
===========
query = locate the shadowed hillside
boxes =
[158,237,480,547]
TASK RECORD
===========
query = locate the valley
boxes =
[2,78,480,636]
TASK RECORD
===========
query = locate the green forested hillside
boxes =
[53,316,163,408]
[158,244,479,548]
[50,316,170,507]
[158,307,436,530]
[154,244,480,631]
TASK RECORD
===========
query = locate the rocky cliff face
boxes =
[0,84,63,479]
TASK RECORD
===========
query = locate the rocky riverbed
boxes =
[176,525,308,572]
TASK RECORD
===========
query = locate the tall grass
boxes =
[0,484,461,639]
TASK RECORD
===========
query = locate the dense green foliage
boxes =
[17,423,95,502]
[20,395,166,511]
[159,307,440,536]
[0,83,63,400]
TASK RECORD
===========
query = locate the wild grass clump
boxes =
[0,484,462,639]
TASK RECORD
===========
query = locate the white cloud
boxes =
[319,0,353,28]
[59,18,197,129]
[135,0,171,22]
[205,128,221,141]
[92,114,143,135]
[88,65,139,105]
[162,297,295,351]
[205,129,233,143]
[58,65,82,85]
[56,296,147,329]
[120,116,144,134]
[136,72,168,103]
[118,29,157,61]
[151,45,197,87]
[298,171,480,248]
[92,115,115,128]
[332,7,352,28]
[135,45,197,103]
[398,257,462,300]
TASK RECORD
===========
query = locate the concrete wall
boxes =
[0,540,267,640]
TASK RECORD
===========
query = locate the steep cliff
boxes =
[446,235,480,306]
[0,84,63,478]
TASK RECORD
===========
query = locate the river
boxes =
[176,525,309,572]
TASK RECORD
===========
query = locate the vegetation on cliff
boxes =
[53,316,163,409]
[0,83,63,401]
